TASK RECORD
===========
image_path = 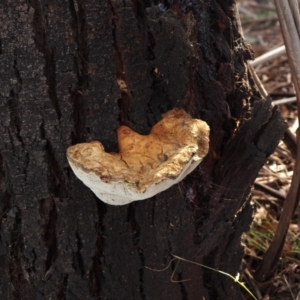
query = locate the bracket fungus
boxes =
[67,108,210,205]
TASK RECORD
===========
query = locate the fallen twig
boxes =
[255,0,300,282]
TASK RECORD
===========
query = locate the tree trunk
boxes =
[0,1,286,299]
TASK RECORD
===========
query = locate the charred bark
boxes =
[0,1,286,299]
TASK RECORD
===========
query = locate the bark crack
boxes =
[89,200,106,297]
[40,198,58,273]
[30,0,61,119]
[108,0,132,126]
[69,0,89,140]
[74,231,85,276]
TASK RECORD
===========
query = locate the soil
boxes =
[239,1,300,299]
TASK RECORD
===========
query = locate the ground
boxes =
[239,1,300,299]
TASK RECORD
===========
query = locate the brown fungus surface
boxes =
[67,108,210,205]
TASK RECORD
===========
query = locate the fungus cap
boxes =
[67,108,210,205]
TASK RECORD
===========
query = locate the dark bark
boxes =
[0,1,286,299]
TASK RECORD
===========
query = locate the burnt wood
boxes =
[0,0,286,299]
